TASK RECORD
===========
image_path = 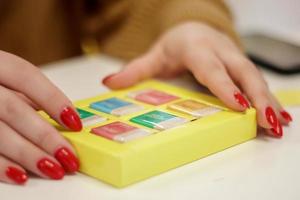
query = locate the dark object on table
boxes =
[242,34,300,75]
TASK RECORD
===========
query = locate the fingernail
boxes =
[265,106,277,128]
[271,121,283,137]
[55,147,80,173]
[60,107,82,131]
[37,158,65,180]
[265,106,283,137]
[6,167,28,185]
[102,73,117,85]
[280,110,293,123]
[234,92,250,108]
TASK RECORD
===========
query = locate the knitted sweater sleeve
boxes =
[99,0,241,60]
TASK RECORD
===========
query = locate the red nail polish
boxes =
[37,158,65,180]
[265,106,283,137]
[102,73,117,85]
[280,110,293,122]
[55,147,80,173]
[271,121,283,137]
[265,106,278,128]
[6,167,28,184]
[60,107,82,131]
[234,92,250,108]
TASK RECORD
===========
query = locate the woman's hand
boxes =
[102,22,292,137]
[0,51,82,185]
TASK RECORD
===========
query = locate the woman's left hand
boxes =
[102,22,292,137]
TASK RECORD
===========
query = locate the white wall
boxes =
[225,0,300,44]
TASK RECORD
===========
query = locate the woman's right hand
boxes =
[0,50,82,185]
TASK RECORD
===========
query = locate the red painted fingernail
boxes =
[6,167,28,185]
[265,106,278,128]
[234,92,250,108]
[265,106,283,137]
[55,147,80,173]
[102,73,117,85]
[60,107,82,131]
[271,121,283,137]
[280,110,293,122]
[37,158,65,180]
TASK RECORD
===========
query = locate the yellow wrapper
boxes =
[168,99,221,117]
[274,90,300,106]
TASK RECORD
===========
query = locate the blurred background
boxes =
[225,0,300,45]
[225,0,300,74]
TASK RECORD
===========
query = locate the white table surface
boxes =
[1,55,300,200]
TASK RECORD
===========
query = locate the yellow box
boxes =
[43,80,256,187]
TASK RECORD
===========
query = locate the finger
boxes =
[14,91,40,110]
[0,51,82,131]
[0,120,65,179]
[0,156,28,185]
[268,92,293,125]
[0,86,80,173]
[102,46,165,89]
[219,52,283,137]
[183,50,249,111]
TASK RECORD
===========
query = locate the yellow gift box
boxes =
[43,80,256,187]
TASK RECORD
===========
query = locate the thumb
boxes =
[102,47,164,89]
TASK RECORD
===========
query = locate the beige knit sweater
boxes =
[0,0,240,65]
